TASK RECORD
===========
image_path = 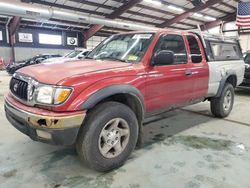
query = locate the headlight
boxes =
[36,86,53,104]
[36,86,72,105]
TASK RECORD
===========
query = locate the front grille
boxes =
[10,77,28,101]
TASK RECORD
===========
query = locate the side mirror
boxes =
[35,58,45,64]
[245,63,250,69]
[152,50,174,66]
[78,55,85,59]
[191,54,202,63]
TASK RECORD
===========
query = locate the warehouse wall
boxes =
[0,38,105,62]
[0,25,108,62]
[0,47,72,62]
[0,36,106,62]
[0,47,12,63]
[239,35,250,52]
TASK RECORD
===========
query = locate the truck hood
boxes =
[17,60,132,84]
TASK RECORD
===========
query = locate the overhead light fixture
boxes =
[144,0,162,6]
[168,5,184,12]
[193,13,203,18]
[204,16,216,21]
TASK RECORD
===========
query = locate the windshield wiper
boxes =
[84,56,93,59]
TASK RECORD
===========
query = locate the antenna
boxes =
[219,21,225,41]
[197,24,207,48]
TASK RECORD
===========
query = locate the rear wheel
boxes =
[76,101,138,172]
[210,83,234,118]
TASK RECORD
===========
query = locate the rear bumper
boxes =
[5,98,86,145]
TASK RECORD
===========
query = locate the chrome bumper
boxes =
[5,99,86,145]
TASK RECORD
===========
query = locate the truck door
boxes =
[185,34,209,100]
[145,34,194,114]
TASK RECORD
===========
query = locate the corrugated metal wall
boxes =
[0,47,72,62]
[0,36,106,62]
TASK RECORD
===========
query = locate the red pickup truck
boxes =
[5,30,245,171]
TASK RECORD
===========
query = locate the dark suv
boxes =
[241,53,250,86]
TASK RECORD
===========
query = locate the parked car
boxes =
[6,54,62,74]
[5,30,245,172]
[42,48,90,64]
[240,52,250,86]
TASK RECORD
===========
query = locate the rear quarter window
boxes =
[210,42,242,61]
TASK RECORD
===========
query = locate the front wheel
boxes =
[76,101,138,172]
[210,83,235,118]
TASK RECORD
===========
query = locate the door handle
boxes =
[185,71,193,76]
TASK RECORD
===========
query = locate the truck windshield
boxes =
[86,33,154,63]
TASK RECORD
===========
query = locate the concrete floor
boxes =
[0,70,250,188]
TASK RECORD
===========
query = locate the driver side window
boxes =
[154,34,187,65]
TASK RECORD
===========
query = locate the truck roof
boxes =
[117,29,239,43]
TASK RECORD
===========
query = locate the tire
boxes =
[76,101,139,172]
[210,83,235,118]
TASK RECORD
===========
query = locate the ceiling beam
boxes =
[31,0,152,29]
[83,24,104,40]
[221,2,237,11]
[9,0,31,61]
[83,0,142,42]
[106,0,141,19]
[18,0,237,35]
[31,0,201,30]
[135,4,201,28]
[31,0,103,16]
[9,0,30,35]
[9,16,21,36]
[115,0,209,25]
[68,0,112,10]
[210,6,230,15]
[125,9,195,28]
[159,0,224,28]
[9,17,22,62]
[200,12,236,31]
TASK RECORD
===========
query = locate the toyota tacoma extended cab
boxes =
[5,30,245,171]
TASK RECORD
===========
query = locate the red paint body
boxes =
[16,30,209,115]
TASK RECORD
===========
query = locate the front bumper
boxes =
[5,98,86,145]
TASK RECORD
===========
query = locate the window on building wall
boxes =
[38,33,62,45]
